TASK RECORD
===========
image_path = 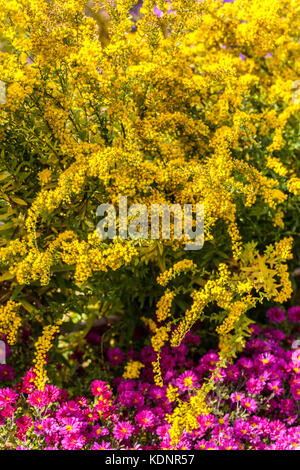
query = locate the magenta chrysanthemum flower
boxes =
[176,370,198,391]
[44,384,61,403]
[28,390,49,409]
[258,352,275,366]
[107,348,124,366]
[0,365,15,381]
[60,417,83,436]
[113,420,134,440]
[0,387,18,407]
[246,378,264,395]
[92,440,112,450]
[248,323,260,336]
[266,307,285,323]
[20,369,37,393]
[61,433,85,450]
[288,306,300,322]
[241,397,257,413]
[0,404,15,419]
[148,386,166,402]
[91,380,109,397]
[238,357,253,370]
[230,392,245,403]
[40,417,59,435]
[16,415,32,431]
[135,410,156,429]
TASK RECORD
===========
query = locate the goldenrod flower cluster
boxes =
[33,323,61,390]
[166,384,179,404]
[157,260,197,287]
[0,301,21,345]
[155,289,175,322]
[122,360,144,379]
[167,384,211,446]
[288,178,300,196]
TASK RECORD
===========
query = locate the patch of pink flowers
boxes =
[0,306,299,450]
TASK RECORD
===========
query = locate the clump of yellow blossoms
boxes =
[123,360,144,379]
[157,260,197,287]
[167,384,211,447]
[155,289,175,322]
[33,323,61,390]
[288,178,300,196]
[0,301,21,345]
[166,384,179,403]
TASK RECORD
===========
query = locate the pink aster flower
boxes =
[91,380,109,397]
[248,323,260,336]
[291,382,300,400]
[15,416,32,441]
[279,399,295,415]
[91,425,109,439]
[107,348,124,366]
[288,307,300,322]
[92,441,112,450]
[0,387,18,407]
[258,352,275,366]
[44,384,61,403]
[241,397,257,413]
[246,377,264,395]
[267,380,284,396]
[27,390,49,409]
[41,417,60,436]
[85,408,99,423]
[230,392,245,403]
[61,433,85,450]
[238,357,253,370]
[148,386,166,402]
[198,413,216,429]
[1,404,15,418]
[225,364,240,382]
[176,370,198,391]
[21,370,37,393]
[55,401,83,421]
[156,424,171,439]
[0,365,15,381]
[16,416,32,434]
[266,307,285,323]
[76,396,89,408]
[119,390,142,408]
[60,417,84,436]
[113,420,134,441]
[233,418,250,438]
[135,410,156,429]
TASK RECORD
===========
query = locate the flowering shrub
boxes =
[0,307,299,450]
[0,0,299,450]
